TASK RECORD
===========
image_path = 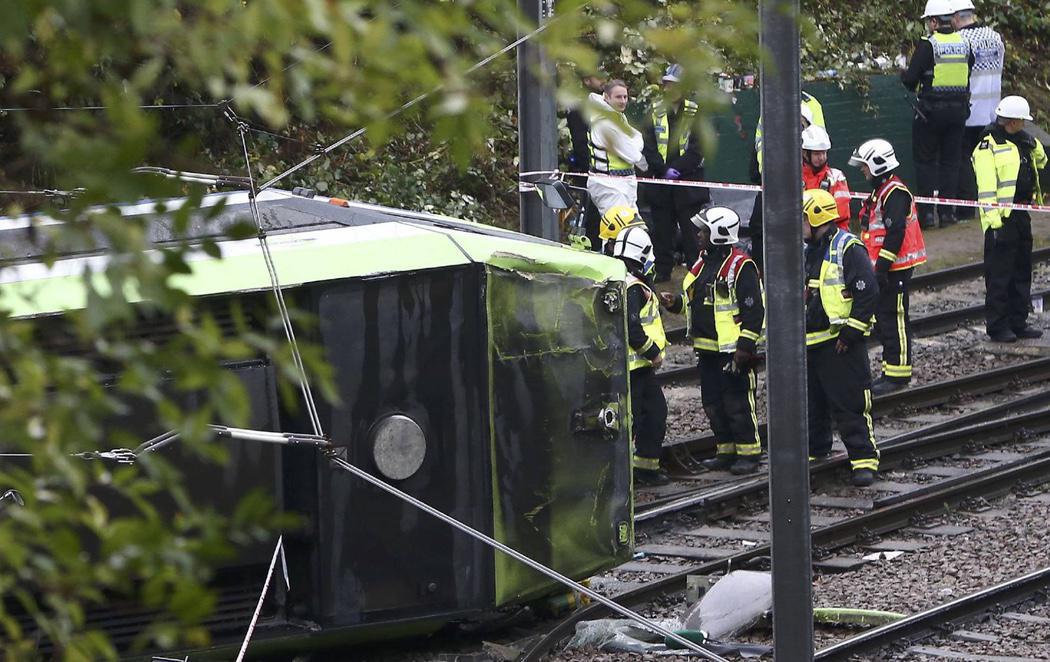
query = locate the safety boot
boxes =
[1014,326,1044,339]
[634,468,671,486]
[851,468,876,487]
[871,379,907,396]
[729,456,760,475]
[702,454,736,471]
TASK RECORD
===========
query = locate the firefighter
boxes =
[612,225,671,485]
[973,95,1048,342]
[803,189,880,487]
[802,125,852,231]
[641,64,711,282]
[599,205,647,256]
[849,139,929,393]
[901,0,974,229]
[659,207,764,475]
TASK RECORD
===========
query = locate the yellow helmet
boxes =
[802,188,839,227]
[599,206,644,240]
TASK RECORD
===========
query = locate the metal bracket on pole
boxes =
[759,0,814,659]
[516,0,559,239]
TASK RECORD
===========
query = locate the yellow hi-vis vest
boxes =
[756,93,825,174]
[924,32,970,95]
[681,249,762,353]
[588,129,634,173]
[972,132,1047,231]
[627,276,667,370]
[806,230,874,346]
[653,100,699,161]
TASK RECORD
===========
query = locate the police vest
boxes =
[652,100,698,161]
[682,248,762,353]
[859,175,928,271]
[756,93,825,174]
[626,275,667,370]
[589,129,634,173]
[923,32,970,97]
[806,230,873,346]
[973,133,1048,231]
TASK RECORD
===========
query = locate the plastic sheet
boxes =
[683,570,772,640]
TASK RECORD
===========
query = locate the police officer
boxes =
[802,125,852,231]
[612,225,670,485]
[973,95,1048,342]
[952,0,1005,220]
[641,64,710,282]
[803,189,880,487]
[901,0,974,229]
[659,207,764,475]
[849,139,929,393]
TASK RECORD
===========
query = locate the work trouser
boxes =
[697,351,761,457]
[645,185,700,276]
[746,191,764,273]
[583,197,602,253]
[956,125,985,220]
[912,103,967,223]
[630,366,668,470]
[587,173,638,219]
[807,339,879,471]
[984,211,1034,335]
[875,267,914,383]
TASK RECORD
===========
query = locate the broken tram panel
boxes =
[0,188,634,655]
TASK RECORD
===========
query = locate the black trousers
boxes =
[630,367,667,463]
[747,191,764,273]
[912,105,967,222]
[645,185,700,275]
[985,211,1034,335]
[584,197,602,253]
[875,267,914,382]
[698,351,761,457]
[807,340,878,470]
[956,125,985,220]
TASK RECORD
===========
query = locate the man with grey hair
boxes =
[953,0,1005,221]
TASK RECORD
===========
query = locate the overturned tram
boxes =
[0,188,634,657]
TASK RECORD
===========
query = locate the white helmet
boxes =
[611,226,655,274]
[996,95,1033,121]
[848,138,900,176]
[800,103,814,127]
[802,125,832,151]
[951,0,975,11]
[690,206,740,245]
[922,0,955,18]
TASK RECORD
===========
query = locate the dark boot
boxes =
[1014,326,1044,339]
[634,468,671,486]
[851,468,876,487]
[872,379,907,396]
[730,456,761,475]
[702,454,736,471]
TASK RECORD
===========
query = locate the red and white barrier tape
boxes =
[519,169,1050,214]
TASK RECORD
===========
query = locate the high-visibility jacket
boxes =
[626,275,667,370]
[802,163,852,230]
[756,92,825,174]
[973,130,1047,231]
[652,99,698,162]
[589,128,636,173]
[681,248,763,353]
[806,230,874,346]
[922,32,970,98]
[859,175,928,270]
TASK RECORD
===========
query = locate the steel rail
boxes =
[814,565,1050,660]
[639,397,1050,522]
[659,355,1050,464]
[657,289,1050,386]
[521,450,1050,662]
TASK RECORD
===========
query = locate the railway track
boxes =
[522,409,1050,661]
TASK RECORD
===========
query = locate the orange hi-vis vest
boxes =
[859,175,928,271]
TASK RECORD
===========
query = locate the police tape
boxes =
[518,170,1050,215]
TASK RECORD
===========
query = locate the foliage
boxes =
[0,1,764,658]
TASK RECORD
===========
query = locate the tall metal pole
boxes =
[516,0,559,239]
[759,0,813,659]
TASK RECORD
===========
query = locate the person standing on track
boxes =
[901,0,974,229]
[803,189,880,487]
[849,138,928,394]
[640,64,711,282]
[586,79,648,219]
[613,225,671,485]
[802,124,852,231]
[659,207,765,475]
[973,95,1048,343]
[952,0,1005,221]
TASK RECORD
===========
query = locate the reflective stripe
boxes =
[896,291,908,368]
[746,370,760,449]
[927,32,970,91]
[736,442,761,457]
[739,329,761,341]
[628,278,667,370]
[878,249,896,261]
[633,454,660,470]
[851,458,880,471]
[693,337,720,351]
[846,317,871,332]
[883,363,913,377]
[806,328,839,345]
[716,443,736,455]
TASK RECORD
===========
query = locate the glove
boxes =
[664,167,681,180]
[836,326,864,354]
[730,348,755,374]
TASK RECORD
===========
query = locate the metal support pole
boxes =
[759,0,813,659]
[516,0,559,239]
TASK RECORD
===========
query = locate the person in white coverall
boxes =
[585,79,648,217]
